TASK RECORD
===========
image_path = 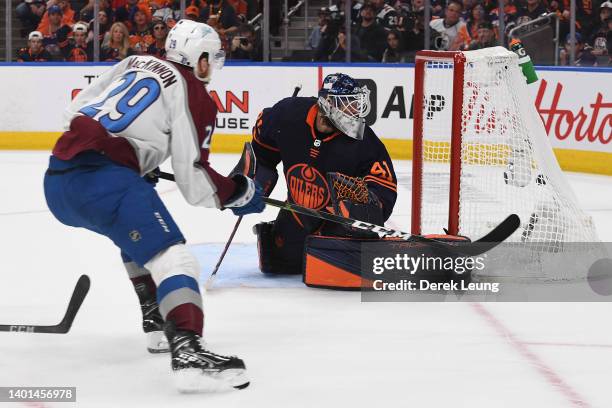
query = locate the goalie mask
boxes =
[318,73,371,140]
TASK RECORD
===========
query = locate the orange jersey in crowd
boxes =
[37,8,75,35]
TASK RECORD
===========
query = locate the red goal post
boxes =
[412,50,466,236]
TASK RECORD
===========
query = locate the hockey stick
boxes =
[157,166,520,257]
[204,142,257,289]
[262,197,520,257]
[205,85,302,289]
[0,274,90,334]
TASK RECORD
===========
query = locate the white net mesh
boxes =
[416,47,600,281]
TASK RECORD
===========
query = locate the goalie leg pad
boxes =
[253,221,303,274]
[304,235,473,290]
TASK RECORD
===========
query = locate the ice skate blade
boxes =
[174,368,249,393]
[146,331,169,354]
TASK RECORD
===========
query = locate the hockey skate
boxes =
[165,322,249,392]
[141,298,169,353]
[135,282,169,353]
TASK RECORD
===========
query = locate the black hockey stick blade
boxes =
[0,274,90,334]
[263,197,520,257]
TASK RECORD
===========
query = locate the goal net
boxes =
[411,47,600,281]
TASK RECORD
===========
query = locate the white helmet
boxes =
[165,19,225,83]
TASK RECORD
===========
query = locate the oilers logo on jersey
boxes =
[286,164,330,210]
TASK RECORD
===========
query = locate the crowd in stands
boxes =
[13,0,612,65]
[309,0,611,65]
[15,0,263,61]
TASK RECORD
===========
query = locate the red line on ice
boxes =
[471,303,591,408]
[524,341,612,349]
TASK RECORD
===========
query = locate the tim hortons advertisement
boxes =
[531,69,611,153]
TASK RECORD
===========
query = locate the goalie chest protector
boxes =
[303,234,471,290]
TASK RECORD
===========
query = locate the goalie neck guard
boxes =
[165,20,225,83]
[317,73,371,140]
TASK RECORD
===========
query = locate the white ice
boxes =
[1,151,611,408]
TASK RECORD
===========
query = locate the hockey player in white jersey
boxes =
[43,20,262,392]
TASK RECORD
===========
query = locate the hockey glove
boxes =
[224,174,265,216]
[144,167,161,186]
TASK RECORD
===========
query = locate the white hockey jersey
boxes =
[56,55,235,208]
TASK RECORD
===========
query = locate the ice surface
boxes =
[0,151,611,408]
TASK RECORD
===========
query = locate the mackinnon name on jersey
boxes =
[126,57,178,88]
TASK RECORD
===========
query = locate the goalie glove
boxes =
[324,172,385,238]
[325,193,385,238]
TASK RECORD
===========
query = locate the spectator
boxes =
[63,21,93,61]
[461,0,476,20]
[37,0,74,34]
[515,0,547,26]
[308,8,331,50]
[372,0,399,30]
[590,2,611,43]
[16,0,46,37]
[147,20,168,58]
[488,0,518,36]
[354,3,387,61]
[227,0,248,22]
[467,21,496,49]
[101,22,134,61]
[40,5,71,59]
[466,4,488,40]
[129,8,154,53]
[115,0,151,29]
[429,0,470,50]
[201,0,239,36]
[314,9,343,61]
[329,27,363,61]
[589,3,611,61]
[401,9,425,55]
[17,30,52,61]
[78,0,112,23]
[229,23,262,61]
[88,9,112,46]
[185,4,200,21]
[382,29,409,62]
[560,32,597,66]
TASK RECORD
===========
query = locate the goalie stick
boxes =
[0,274,90,334]
[262,197,520,257]
[157,168,519,257]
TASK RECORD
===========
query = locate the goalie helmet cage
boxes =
[411,47,600,281]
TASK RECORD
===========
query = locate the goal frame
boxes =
[411,50,466,236]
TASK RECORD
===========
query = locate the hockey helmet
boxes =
[318,73,371,140]
[165,19,225,83]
